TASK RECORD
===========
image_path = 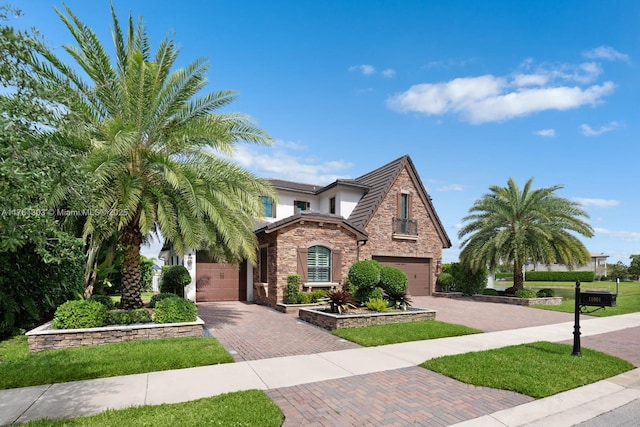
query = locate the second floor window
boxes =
[295,200,309,213]
[262,197,275,217]
[330,197,336,214]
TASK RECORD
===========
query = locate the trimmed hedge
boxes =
[525,271,595,282]
[379,266,408,295]
[153,297,197,323]
[536,288,557,298]
[52,300,107,329]
[89,294,116,310]
[160,265,191,296]
[514,289,537,299]
[482,288,499,296]
[149,292,180,308]
[285,274,301,304]
[106,308,152,325]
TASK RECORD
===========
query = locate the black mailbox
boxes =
[579,291,617,307]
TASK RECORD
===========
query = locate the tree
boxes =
[458,177,593,291]
[628,255,640,281]
[44,5,276,308]
[608,262,629,281]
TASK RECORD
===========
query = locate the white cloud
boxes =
[436,184,464,192]
[573,197,621,208]
[580,121,623,136]
[534,129,556,137]
[229,143,352,185]
[349,64,376,76]
[381,68,396,78]
[594,227,640,241]
[583,46,630,62]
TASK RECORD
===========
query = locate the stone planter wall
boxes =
[471,295,562,306]
[432,292,464,299]
[275,302,326,315]
[299,307,436,330]
[26,318,204,352]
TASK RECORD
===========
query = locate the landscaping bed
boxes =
[432,292,464,299]
[275,302,325,315]
[25,318,204,352]
[472,294,562,306]
[298,307,436,330]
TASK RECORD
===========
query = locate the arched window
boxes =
[307,246,331,282]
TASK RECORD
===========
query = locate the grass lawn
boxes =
[109,291,156,304]
[332,320,482,346]
[494,280,640,316]
[0,336,233,390]
[421,341,634,399]
[23,389,284,427]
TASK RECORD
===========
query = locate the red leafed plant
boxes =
[327,289,357,314]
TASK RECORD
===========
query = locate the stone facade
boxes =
[26,319,204,352]
[299,307,437,330]
[471,295,563,306]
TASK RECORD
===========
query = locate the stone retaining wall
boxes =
[275,303,325,315]
[471,295,562,306]
[299,308,436,330]
[26,318,204,352]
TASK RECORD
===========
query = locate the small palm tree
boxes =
[458,177,593,291]
[44,5,275,308]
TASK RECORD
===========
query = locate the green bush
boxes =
[348,260,382,289]
[365,298,389,312]
[297,292,313,304]
[160,265,191,296]
[52,300,108,329]
[89,294,116,310]
[355,287,383,304]
[451,262,488,296]
[153,297,197,323]
[436,272,454,292]
[379,266,408,295]
[482,288,499,296]
[311,289,327,302]
[285,274,301,304]
[495,272,514,280]
[149,292,179,308]
[514,289,537,299]
[106,308,152,325]
[536,288,557,298]
[525,271,595,282]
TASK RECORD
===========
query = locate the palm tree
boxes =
[44,5,275,308]
[458,177,593,291]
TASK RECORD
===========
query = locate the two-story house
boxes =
[162,155,451,306]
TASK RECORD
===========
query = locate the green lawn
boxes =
[23,389,284,427]
[496,280,640,316]
[421,341,634,399]
[332,320,482,346]
[0,336,233,390]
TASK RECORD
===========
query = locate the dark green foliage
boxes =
[297,292,313,304]
[52,300,108,329]
[149,293,179,308]
[311,289,327,302]
[451,262,488,296]
[348,260,382,289]
[153,297,197,323]
[139,256,156,292]
[385,289,412,310]
[327,290,357,314]
[106,308,151,325]
[355,287,383,304]
[536,288,557,298]
[525,271,594,282]
[90,295,115,310]
[285,274,301,304]
[160,265,191,297]
[379,266,408,295]
[482,288,499,296]
[436,272,455,292]
[365,298,389,312]
[515,289,537,299]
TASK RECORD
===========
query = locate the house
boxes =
[160,155,452,306]
[523,253,609,278]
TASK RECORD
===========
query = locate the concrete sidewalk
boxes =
[1,313,639,426]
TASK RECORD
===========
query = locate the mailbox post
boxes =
[572,280,617,356]
[572,281,582,356]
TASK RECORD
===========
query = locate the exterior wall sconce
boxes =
[186,253,193,270]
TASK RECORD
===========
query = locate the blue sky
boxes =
[14,1,639,265]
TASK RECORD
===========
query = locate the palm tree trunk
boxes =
[119,223,143,309]
[513,261,524,291]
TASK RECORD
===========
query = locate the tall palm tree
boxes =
[44,5,275,308]
[458,177,593,291]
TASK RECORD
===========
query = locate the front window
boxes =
[307,245,331,282]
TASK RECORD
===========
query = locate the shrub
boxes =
[52,300,107,329]
[385,289,412,310]
[482,288,499,296]
[451,262,488,296]
[160,265,191,296]
[89,294,115,310]
[495,272,514,280]
[311,289,327,302]
[106,308,152,325]
[297,292,313,304]
[355,287,383,305]
[348,260,382,289]
[327,290,357,314]
[153,297,197,323]
[536,288,557,298]
[436,272,454,292]
[379,266,408,295]
[514,289,537,299]
[285,274,301,304]
[365,298,389,312]
[149,292,179,308]
[525,271,595,282]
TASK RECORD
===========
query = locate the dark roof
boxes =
[268,178,370,195]
[255,211,368,240]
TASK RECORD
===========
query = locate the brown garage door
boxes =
[373,256,431,296]
[195,260,246,302]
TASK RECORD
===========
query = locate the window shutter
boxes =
[397,192,402,217]
[332,250,342,283]
[297,248,308,282]
[408,193,413,219]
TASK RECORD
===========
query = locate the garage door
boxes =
[373,256,431,296]
[195,260,246,302]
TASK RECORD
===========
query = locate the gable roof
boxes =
[268,178,370,195]
[349,155,451,248]
[255,211,368,241]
